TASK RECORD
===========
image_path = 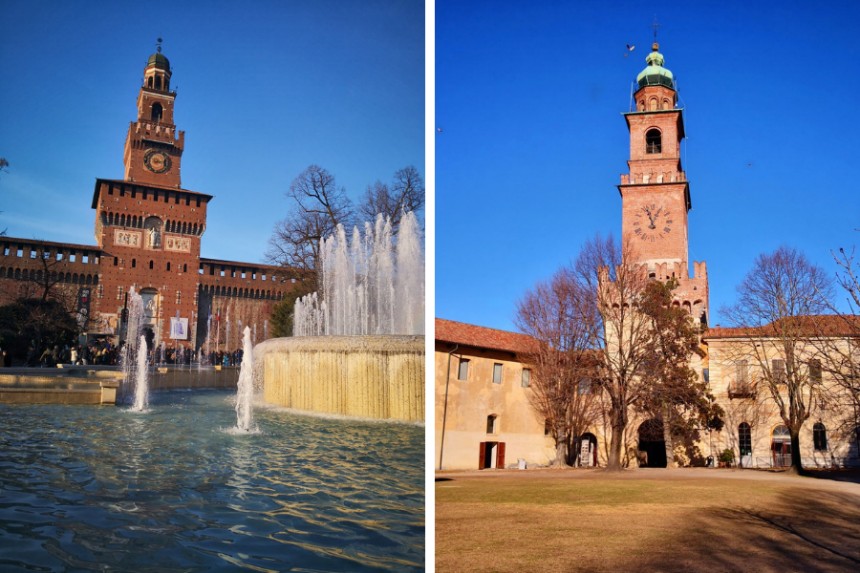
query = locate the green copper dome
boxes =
[636,43,674,89]
[147,52,171,71]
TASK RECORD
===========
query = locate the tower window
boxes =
[155,76,162,90]
[646,129,662,154]
[151,103,163,122]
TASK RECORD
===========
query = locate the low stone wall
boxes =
[255,335,424,422]
[0,365,238,405]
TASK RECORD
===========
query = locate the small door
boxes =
[496,442,506,469]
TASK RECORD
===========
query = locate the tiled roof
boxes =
[706,314,860,339]
[435,318,539,355]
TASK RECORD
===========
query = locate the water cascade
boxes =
[119,287,149,409]
[235,326,256,432]
[294,212,424,336]
[259,212,425,422]
[132,334,149,411]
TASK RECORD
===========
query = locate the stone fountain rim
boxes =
[254,334,424,355]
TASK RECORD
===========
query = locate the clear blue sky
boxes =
[436,0,860,333]
[0,0,424,264]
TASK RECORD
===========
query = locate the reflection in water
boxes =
[0,390,424,571]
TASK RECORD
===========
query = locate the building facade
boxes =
[435,43,858,470]
[435,318,554,470]
[0,47,299,356]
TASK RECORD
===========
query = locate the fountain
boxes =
[257,212,425,422]
[293,212,424,336]
[131,334,149,411]
[119,287,150,410]
[234,326,256,432]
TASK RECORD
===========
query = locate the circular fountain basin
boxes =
[255,335,424,422]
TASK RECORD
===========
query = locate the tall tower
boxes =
[123,39,185,188]
[618,42,709,326]
[92,43,210,349]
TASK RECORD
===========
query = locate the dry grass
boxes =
[436,468,860,572]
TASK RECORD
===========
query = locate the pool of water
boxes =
[0,390,424,572]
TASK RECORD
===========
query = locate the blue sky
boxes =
[436,0,860,332]
[0,0,424,264]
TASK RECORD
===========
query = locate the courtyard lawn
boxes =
[436,468,860,573]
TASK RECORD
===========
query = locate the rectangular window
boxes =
[30,249,36,259]
[69,253,76,262]
[521,368,531,388]
[809,359,822,383]
[457,358,469,381]
[82,254,89,264]
[735,360,748,384]
[772,359,786,383]
[493,363,503,384]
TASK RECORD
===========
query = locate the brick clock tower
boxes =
[618,43,709,326]
[92,43,211,349]
[123,42,184,188]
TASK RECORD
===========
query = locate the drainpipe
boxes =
[438,343,458,471]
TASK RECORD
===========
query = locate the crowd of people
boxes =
[1,341,245,368]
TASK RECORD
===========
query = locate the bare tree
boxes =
[359,166,424,232]
[811,246,860,459]
[267,165,354,274]
[516,266,602,466]
[569,235,656,470]
[722,246,835,474]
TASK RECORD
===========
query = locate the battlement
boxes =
[130,121,185,150]
[620,170,686,185]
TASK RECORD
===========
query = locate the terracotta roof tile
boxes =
[435,318,538,355]
[706,314,860,339]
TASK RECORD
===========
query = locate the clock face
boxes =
[633,203,673,242]
[143,149,172,174]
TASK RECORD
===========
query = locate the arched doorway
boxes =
[637,419,667,468]
[771,425,791,467]
[579,433,598,467]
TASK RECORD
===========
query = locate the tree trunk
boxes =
[662,405,676,468]
[607,419,625,471]
[554,439,567,467]
[788,427,804,475]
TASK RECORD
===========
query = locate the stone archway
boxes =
[637,418,667,468]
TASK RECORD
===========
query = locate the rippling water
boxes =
[0,390,424,572]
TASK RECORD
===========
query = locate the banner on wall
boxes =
[170,317,188,340]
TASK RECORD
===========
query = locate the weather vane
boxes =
[156,37,163,53]
[651,17,661,44]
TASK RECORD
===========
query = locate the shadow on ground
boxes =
[639,488,860,572]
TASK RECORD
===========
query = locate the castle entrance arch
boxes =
[637,418,667,468]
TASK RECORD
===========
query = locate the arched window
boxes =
[147,76,153,88]
[151,103,163,122]
[738,423,752,456]
[646,129,662,154]
[155,76,162,90]
[813,422,828,451]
